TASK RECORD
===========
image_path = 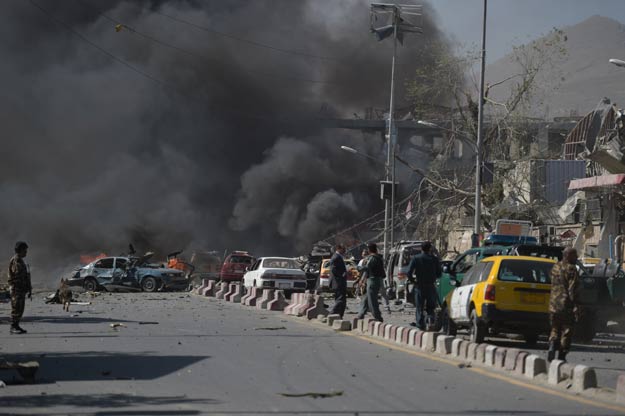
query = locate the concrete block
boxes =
[227,284,245,303]
[476,344,488,364]
[294,292,315,316]
[548,360,565,384]
[201,280,216,297]
[283,293,300,314]
[333,320,352,331]
[514,352,529,376]
[267,290,289,311]
[451,338,463,357]
[435,335,454,355]
[395,327,405,344]
[572,365,597,392]
[215,282,228,300]
[401,327,410,344]
[196,278,209,294]
[224,283,237,301]
[408,329,419,347]
[376,322,385,337]
[414,331,425,349]
[616,374,625,403]
[368,320,377,336]
[390,326,399,342]
[327,314,341,326]
[360,318,372,333]
[504,348,521,371]
[256,289,275,310]
[467,343,479,361]
[459,340,469,359]
[305,295,328,320]
[561,363,575,381]
[317,314,327,322]
[351,317,359,331]
[421,332,439,352]
[494,348,507,369]
[484,345,497,367]
[384,325,393,340]
[525,354,547,379]
[244,287,262,306]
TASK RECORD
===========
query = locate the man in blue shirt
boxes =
[408,242,441,330]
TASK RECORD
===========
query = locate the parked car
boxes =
[69,253,188,292]
[219,251,255,282]
[317,258,359,294]
[242,257,307,294]
[441,255,556,345]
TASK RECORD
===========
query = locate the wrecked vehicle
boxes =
[69,253,187,292]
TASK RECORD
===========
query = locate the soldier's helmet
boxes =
[14,241,28,253]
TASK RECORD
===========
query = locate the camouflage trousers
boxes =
[10,286,27,326]
[549,312,574,351]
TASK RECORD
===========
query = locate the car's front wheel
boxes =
[469,309,486,343]
[83,277,98,292]
[142,276,158,292]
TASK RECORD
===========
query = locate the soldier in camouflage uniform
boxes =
[548,247,580,362]
[8,241,31,334]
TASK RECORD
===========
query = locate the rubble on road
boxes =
[0,359,39,383]
[279,390,343,399]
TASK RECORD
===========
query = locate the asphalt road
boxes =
[0,292,624,415]
[342,295,625,389]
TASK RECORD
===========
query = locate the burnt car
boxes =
[69,253,187,292]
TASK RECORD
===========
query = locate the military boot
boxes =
[10,325,26,334]
[547,341,557,362]
[557,350,568,362]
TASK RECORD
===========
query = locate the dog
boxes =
[58,278,73,312]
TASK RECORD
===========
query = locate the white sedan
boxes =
[242,257,307,293]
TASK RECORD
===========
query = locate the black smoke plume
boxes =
[0,0,448,285]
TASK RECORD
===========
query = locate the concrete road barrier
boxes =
[525,354,547,379]
[284,293,302,315]
[395,326,405,344]
[572,365,597,392]
[436,335,454,355]
[267,290,288,311]
[494,348,506,369]
[327,314,341,326]
[305,295,328,320]
[294,292,315,316]
[226,283,245,303]
[224,283,237,301]
[384,325,393,341]
[421,332,438,352]
[514,352,529,376]
[476,344,487,364]
[201,280,216,297]
[548,359,566,384]
[244,287,262,306]
[504,348,521,371]
[451,338,463,357]
[485,345,497,367]
[333,320,352,331]
[408,329,419,347]
[401,327,410,345]
[215,282,228,300]
[256,289,275,309]
[351,317,359,331]
[467,343,478,361]
[196,279,210,295]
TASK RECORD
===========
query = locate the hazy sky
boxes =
[430,0,625,62]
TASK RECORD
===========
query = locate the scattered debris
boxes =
[279,390,343,399]
[110,323,126,330]
[138,321,159,325]
[254,326,287,331]
[457,363,472,369]
[70,302,91,306]
[0,360,39,383]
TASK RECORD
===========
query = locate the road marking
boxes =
[284,314,625,414]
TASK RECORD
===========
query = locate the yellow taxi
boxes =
[442,255,556,345]
[318,258,360,294]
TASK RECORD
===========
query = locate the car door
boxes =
[92,258,115,283]
[450,263,484,323]
[245,259,260,287]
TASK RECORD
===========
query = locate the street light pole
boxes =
[387,8,399,259]
[473,0,487,247]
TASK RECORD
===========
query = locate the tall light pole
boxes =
[371,3,422,259]
[473,0,488,248]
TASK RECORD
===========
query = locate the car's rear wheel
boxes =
[469,309,486,343]
[142,276,158,292]
[83,277,98,292]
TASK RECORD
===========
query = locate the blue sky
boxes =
[429,0,625,62]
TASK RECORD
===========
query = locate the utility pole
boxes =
[473,0,487,247]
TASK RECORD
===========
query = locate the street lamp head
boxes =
[417,120,439,128]
[340,146,358,154]
[609,58,625,68]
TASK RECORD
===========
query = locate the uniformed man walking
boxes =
[8,241,31,334]
[548,247,580,362]
[357,243,385,322]
[408,242,441,330]
[329,244,348,319]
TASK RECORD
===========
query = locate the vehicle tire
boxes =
[469,309,486,343]
[83,277,98,292]
[441,306,457,336]
[523,332,538,347]
[141,276,158,292]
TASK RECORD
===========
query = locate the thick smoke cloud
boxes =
[0,0,447,285]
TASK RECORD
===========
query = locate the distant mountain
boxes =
[486,15,625,118]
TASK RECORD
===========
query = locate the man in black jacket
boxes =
[329,244,347,318]
[408,242,441,330]
[357,243,385,322]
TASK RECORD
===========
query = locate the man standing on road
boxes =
[548,247,580,362]
[357,243,385,322]
[329,244,348,318]
[408,242,441,330]
[8,241,31,334]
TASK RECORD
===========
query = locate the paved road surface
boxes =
[343,294,625,389]
[0,292,623,415]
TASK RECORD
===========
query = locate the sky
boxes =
[430,0,625,62]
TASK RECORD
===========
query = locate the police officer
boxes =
[357,243,385,322]
[408,242,441,330]
[8,241,31,334]
[548,247,580,362]
[329,244,348,318]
